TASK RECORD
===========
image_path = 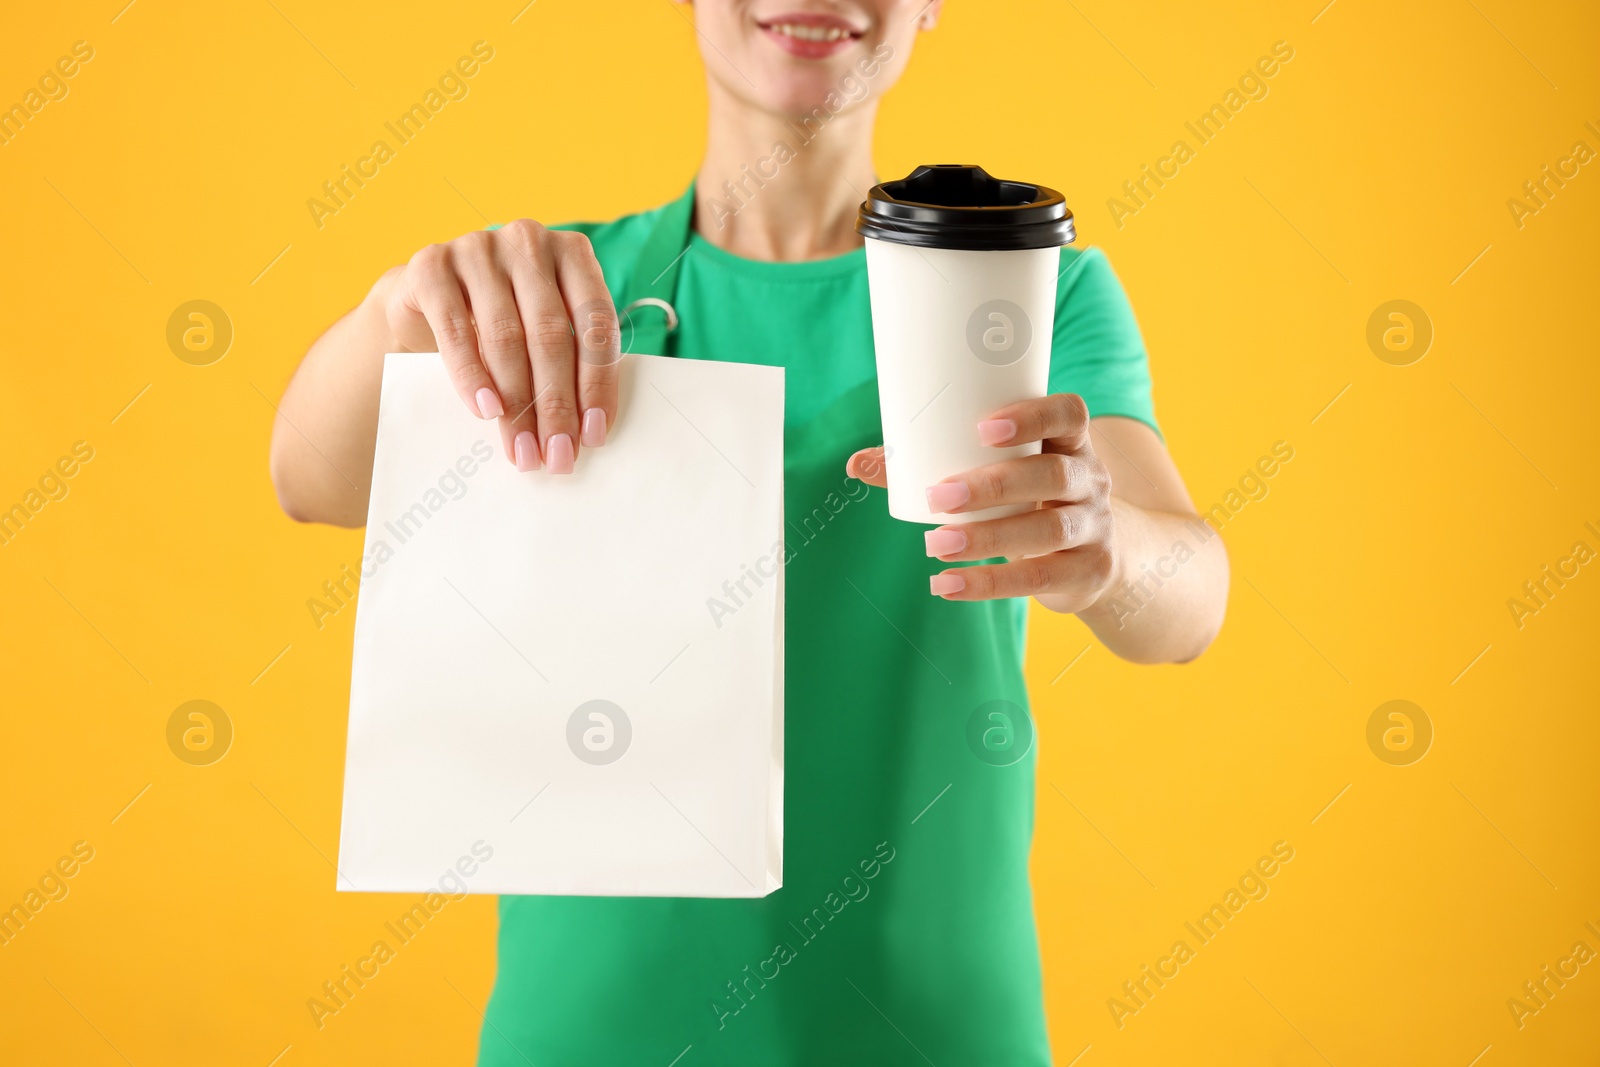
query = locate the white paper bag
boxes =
[337,352,784,898]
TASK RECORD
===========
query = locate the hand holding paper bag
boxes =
[338,352,785,897]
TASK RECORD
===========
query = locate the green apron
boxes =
[479,184,1059,1066]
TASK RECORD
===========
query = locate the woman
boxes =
[270,1,1229,1062]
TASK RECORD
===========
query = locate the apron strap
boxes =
[617,183,695,358]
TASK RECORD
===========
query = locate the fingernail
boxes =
[924,527,967,557]
[581,408,607,447]
[546,433,575,475]
[929,572,966,596]
[978,418,1016,447]
[476,387,504,420]
[514,431,540,472]
[925,481,971,513]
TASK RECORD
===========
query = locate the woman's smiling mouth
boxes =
[757,12,865,58]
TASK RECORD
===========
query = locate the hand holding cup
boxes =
[847,393,1118,606]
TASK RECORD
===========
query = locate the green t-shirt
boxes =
[478,189,1157,1066]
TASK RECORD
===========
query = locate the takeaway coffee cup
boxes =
[857,164,1075,525]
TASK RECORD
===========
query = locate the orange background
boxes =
[1,1,1597,1064]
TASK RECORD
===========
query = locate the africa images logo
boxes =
[305,842,493,1030]
[708,841,897,1030]
[567,700,632,765]
[1107,841,1296,1028]
[966,299,1032,367]
[305,440,494,631]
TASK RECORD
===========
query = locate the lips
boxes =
[757,12,865,59]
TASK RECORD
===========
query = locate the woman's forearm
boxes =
[1062,497,1229,664]
[269,268,403,527]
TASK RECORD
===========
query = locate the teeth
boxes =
[770,23,848,42]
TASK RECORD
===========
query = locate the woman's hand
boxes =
[380,219,622,473]
[846,393,1120,608]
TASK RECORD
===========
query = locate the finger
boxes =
[846,447,888,487]
[979,393,1092,453]
[925,452,1101,515]
[453,233,540,470]
[394,246,501,421]
[499,221,578,474]
[923,503,1099,562]
[929,545,1115,603]
[379,265,436,352]
[552,231,621,449]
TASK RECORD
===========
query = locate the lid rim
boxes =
[857,164,1076,251]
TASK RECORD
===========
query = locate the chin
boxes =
[762,72,868,120]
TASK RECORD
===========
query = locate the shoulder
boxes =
[1050,245,1144,344]
[1046,244,1160,433]
[1050,244,1144,347]
[1055,246,1127,309]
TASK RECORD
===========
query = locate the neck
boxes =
[695,84,877,262]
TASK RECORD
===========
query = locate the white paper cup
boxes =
[857,165,1076,526]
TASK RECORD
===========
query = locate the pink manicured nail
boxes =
[546,433,575,475]
[581,408,607,447]
[978,418,1016,447]
[514,431,540,472]
[929,573,966,597]
[475,387,504,420]
[925,481,971,513]
[924,527,967,557]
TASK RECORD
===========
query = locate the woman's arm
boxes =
[269,221,623,527]
[1066,416,1228,664]
[846,398,1229,665]
[268,270,397,526]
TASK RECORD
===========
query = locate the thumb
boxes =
[846,446,888,488]
[381,266,441,354]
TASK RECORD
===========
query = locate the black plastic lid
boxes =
[856,164,1075,251]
